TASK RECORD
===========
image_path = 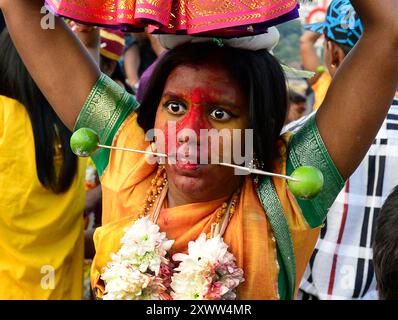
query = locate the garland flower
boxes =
[101,216,174,300]
[171,234,244,300]
[101,218,244,300]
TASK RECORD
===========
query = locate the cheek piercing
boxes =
[150,142,157,153]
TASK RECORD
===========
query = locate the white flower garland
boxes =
[101,216,244,300]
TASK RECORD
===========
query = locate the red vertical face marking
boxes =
[176,105,211,135]
[176,87,215,135]
[162,88,214,155]
[191,88,204,105]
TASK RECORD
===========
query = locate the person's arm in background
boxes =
[316,0,398,180]
[123,37,141,89]
[300,30,324,86]
[71,23,100,65]
[0,1,100,130]
[148,33,166,57]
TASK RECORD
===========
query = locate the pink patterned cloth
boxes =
[46,0,299,36]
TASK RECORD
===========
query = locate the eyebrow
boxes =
[162,91,185,101]
[162,90,241,112]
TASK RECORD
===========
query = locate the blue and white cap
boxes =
[304,0,363,48]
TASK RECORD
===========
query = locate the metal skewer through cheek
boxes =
[97,144,298,182]
[97,144,167,158]
[218,162,299,182]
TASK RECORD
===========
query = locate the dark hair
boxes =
[374,185,398,300]
[288,90,307,104]
[137,42,288,172]
[0,11,5,34]
[0,28,78,193]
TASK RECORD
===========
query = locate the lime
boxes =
[316,65,326,74]
[70,127,99,157]
[288,166,324,200]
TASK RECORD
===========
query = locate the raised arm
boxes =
[316,0,398,179]
[1,0,101,130]
[300,30,323,86]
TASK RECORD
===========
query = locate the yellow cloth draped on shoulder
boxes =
[0,96,86,299]
[91,112,321,300]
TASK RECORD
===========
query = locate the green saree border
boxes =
[287,115,345,228]
[74,73,139,176]
[257,177,296,300]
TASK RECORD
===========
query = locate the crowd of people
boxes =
[0,0,397,300]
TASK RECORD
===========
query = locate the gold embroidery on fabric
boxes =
[74,74,134,145]
[185,0,295,30]
[51,0,297,31]
[287,115,345,227]
[190,0,240,17]
[239,0,273,10]
[136,0,162,6]
[135,8,169,21]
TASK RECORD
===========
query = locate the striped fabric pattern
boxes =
[285,98,398,300]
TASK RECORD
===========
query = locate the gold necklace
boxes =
[138,166,241,238]
[138,165,168,218]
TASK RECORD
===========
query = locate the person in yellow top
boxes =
[0,29,86,299]
[311,71,332,111]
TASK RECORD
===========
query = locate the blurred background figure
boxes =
[374,185,398,300]
[0,28,86,299]
[300,29,332,111]
[123,32,166,92]
[99,28,133,94]
[285,89,307,125]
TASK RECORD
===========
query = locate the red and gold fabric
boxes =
[46,0,300,36]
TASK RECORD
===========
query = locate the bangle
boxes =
[69,21,98,33]
[76,25,97,33]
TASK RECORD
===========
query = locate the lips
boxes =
[172,149,200,170]
[175,160,200,171]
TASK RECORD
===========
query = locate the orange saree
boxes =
[90,112,321,299]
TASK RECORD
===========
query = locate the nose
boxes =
[176,106,211,139]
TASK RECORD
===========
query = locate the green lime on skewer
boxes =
[70,127,99,157]
[316,65,326,74]
[287,166,324,200]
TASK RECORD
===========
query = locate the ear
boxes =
[330,41,346,69]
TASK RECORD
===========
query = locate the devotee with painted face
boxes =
[1,0,398,299]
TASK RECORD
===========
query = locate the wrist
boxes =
[69,21,97,33]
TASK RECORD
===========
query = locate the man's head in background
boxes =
[374,186,398,300]
[285,90,307,125]
[305,0,363,78]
